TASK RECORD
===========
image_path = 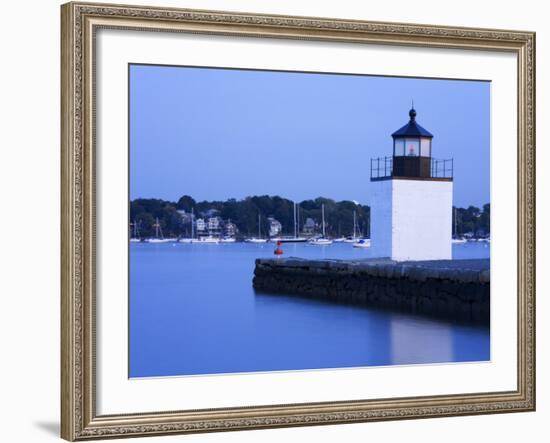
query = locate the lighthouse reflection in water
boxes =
[129,241,489,378]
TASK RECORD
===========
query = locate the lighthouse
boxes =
[370,107,453,261]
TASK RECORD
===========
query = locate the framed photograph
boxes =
[61,2,536,440]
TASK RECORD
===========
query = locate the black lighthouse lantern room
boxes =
[391,107,434,178]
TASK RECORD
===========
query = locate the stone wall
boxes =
[253,258,490,324]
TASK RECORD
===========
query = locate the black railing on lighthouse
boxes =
[370,156,394,180]
[370,156,453,180]
[431,158,454,179]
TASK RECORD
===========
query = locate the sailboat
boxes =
[343,210,361,243]
[352,238,371,248]
[193,235,220,244]
[130,220,141,242]
[309,204,333,245]
[271,202,307,243]
[246,214,267,243]
[178,208,195,243]
[148,217,174,243]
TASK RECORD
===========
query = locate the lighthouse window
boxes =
[394,139,405,156]
[405,139,419,156]
[420,138,431,157]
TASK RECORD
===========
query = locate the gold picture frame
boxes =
[61,2,536,440]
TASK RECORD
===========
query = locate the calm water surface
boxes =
[130,242,490,377]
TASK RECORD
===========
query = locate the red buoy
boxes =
[274,240,283,256]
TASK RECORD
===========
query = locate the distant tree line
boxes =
[130,195,370,239]
[129,195,490,239]
[452,203,490,238]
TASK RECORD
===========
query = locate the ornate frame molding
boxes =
[61,2,535,440]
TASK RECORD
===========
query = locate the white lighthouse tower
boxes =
[370,107,453,261]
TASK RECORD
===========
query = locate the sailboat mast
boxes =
[155,217,160,238]
[367,211,370,238]
[322,204,326,237]
[353,210,357,238]
[297,204,300,235]
[293,202,297,239]
[191,208,195,239]
[258,213,261,238]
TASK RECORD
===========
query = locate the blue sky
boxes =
[130,64,490,208]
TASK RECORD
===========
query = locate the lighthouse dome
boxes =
[392,107,433,138]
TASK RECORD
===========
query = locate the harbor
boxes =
[130,241,490,377]
[129,105,492,377]
[129,201,489,247]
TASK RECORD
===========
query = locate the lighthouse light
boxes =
[405,139,419,155]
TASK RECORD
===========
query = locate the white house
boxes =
[303,217,316,235]
[207,217,220,231]
[195,218,206,233]
[267,217,282,237]
[224,220,238,237]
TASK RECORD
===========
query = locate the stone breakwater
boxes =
[253,258,490,323]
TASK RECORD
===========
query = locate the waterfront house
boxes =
[207,216,222,237]
[195,218,206,233]
[303,217,316,235]
[267,217,282,237]
[224,220,238,238]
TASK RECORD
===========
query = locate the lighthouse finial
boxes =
[409,101,417,120]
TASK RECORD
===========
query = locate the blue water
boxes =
[129,242,490,377]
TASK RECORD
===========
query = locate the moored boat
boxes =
[130,219,142,242]
[246,238,268,243]
[343,237,360,243]
[179,208,196,243]
[193,236,220,244]
[270,201,308,243]
[308,238,333,245]
[246,214,267,243]
[308,204,333,245]
[344,210,361,243]
[147,218,176,243]
[270,236,308,243]
[148,238,174,244]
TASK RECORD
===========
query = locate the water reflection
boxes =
[390,316,453,365]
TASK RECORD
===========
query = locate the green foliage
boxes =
[130,196,489,239]
[176,195,196,211]
[453,204,490,237]
[130,195,371,238]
